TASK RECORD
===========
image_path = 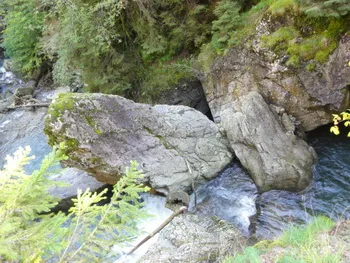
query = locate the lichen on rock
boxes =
[44,93,232,202]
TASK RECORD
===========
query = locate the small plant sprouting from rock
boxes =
[0,144,150,262]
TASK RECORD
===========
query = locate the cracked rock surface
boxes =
[45,93,232,201]
[221,92,317,192]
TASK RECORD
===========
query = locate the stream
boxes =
[189,125,350,239]
[1,62,349,260]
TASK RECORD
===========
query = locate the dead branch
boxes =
[3,103,50,111]
[127,206,188,255]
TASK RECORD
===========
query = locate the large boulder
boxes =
[44,93,232,201]
[221,92,317,192]
[140,214,246,263]
[204,32,350,132]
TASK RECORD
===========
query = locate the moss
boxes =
[64,138,80,154]
[286,55,300,67]
[156,135,173,150]
[260,13,348,68]
[85,115,95,127]
[47,93,77,120]
[143,126,173,149]
[306,62,316,71]
[83,113,103,135]
[261,26,299,51]
[45,121,79,154]
[94,129,103,135]
[267,0,299,16]
[88,157,102,165]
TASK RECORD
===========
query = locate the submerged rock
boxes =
[221,92,316,192]
[140,214,246,263]
[44,93,232,201]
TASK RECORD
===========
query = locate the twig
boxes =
[6,103,50,109]
[1,103,50,113]
[127,206,188,255]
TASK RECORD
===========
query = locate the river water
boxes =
[189,125,350,239]
[1,62,349,257]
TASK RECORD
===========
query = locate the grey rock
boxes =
[0,89,13,101]
[204,32,350,132]
[49,168,105,212]
[49,168,104,200]
[140,214,246,263]
[14,86,34,97]
[45,93,232,201]
[221,92,317,192]
[3,59,13,72]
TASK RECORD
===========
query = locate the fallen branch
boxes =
[127,206,188,255]
[4,103,50,111]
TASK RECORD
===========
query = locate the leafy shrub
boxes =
[0,144,149,262]
[331,110,350,137]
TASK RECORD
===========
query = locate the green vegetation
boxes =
[1,0,44,77]
[0,145,149,262]
[261,17,347,67]
[298,0,350,17]
[0,0,349,97]
[224,216,347,263]
[331,110,350,137]
[1,0,214,98]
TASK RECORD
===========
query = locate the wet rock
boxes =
[140,214,246,263]
[221,92,316,192]
[44,93,232,201]
[49,168,105,212]
[3,59,13,72]
[0,89,13,101]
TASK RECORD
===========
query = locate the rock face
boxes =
[205,34,350,132]
[221,92,316,192]
[140,214,246,263]
[44,93,232,201]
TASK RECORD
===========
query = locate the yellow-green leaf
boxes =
[330,126,340,135]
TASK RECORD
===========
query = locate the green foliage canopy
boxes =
[1,0,349,95]
[1,0,44,76]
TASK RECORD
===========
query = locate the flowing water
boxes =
[190,125,350,239]
[2,62,349,258]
